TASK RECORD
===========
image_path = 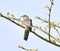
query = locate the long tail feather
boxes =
[24,30,29,41]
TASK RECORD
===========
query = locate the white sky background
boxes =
[0,0,60,51]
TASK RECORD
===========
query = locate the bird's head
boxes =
[20,15,29,20]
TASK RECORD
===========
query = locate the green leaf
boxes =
[18,18,21,21]
[51,39,56,44]
[44,5,49,9]
[34,25,40,29]
[29,48,38,51]
[18,45,21,48]
[6,12,14,17]
[35,16,40,19]
[57,22,60,25]
[50,22,54,27]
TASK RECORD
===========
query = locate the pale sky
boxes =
[0,0,60,51]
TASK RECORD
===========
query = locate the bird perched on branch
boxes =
[21,15,32,41]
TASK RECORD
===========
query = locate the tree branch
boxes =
[0,13,60,47]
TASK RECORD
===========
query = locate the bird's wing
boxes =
[30,19,32,27]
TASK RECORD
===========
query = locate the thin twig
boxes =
[48,0,53,41]
[18,45,28,51]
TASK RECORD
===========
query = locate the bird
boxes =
[21,15,32,41]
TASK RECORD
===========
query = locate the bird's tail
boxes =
[24,29,29,41]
